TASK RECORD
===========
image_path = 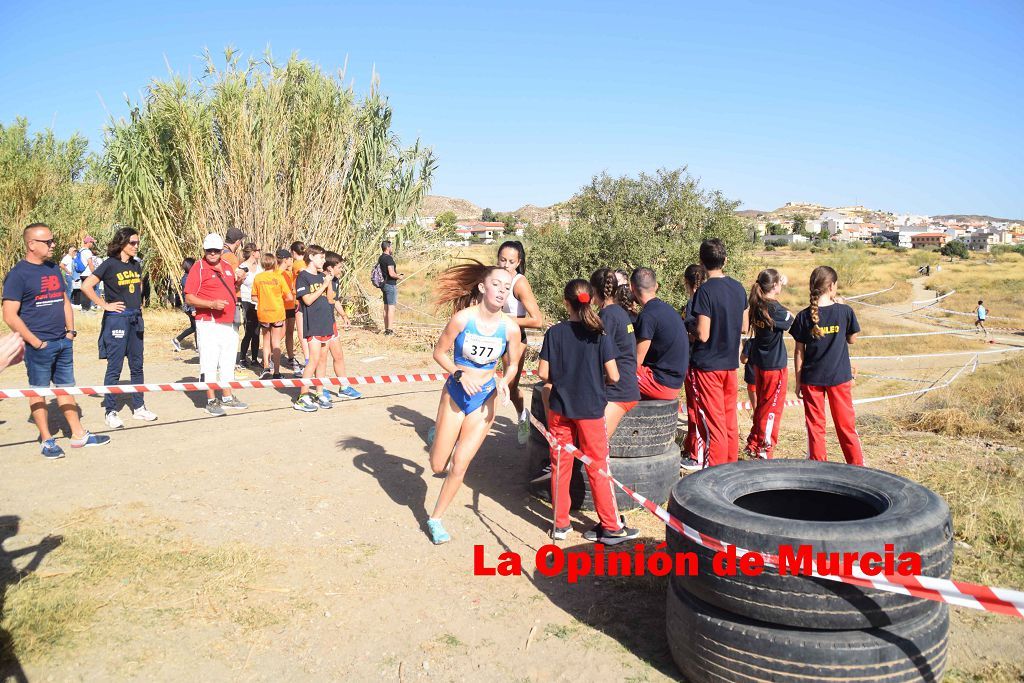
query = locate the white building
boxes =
[764,233,809,245]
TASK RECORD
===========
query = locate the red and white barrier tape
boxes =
[0,369,542,400]
[526,408,1024,618]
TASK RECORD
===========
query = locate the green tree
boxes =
[767,222,784,235]
[481,207,496,222]
[529,167,750,318]
[940,239,969,260]
[0,118,114,276]
[104,48,435,298]
[792,215,807,235]
[435,211,458,229]
[819,227,831,241]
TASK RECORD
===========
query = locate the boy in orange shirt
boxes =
[253,252,291,379]
[290,241,308,374]
[276,249,298,370]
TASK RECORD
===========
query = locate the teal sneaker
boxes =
[426,518,450,545]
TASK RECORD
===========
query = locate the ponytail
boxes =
[564,279,603,334]
[808,266,838,339]
[749,268,781,329]
[684,263,708,294]
[434,260,506,313]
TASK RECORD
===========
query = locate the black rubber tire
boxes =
[529,441,681,511]
[529,385,678,458]
[666,460,954,630]
[666,581,949,683]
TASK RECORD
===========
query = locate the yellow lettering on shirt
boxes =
[626,324,634,334]
[819,325,840,335]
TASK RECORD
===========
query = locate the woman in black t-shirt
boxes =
[82,227,157,428]
[743,268,792,460]
[589,268,640,438]
[790,266,863,466]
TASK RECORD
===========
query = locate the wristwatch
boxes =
[453,369,464,384]
[65,329,78,338]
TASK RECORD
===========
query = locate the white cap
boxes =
[202,233,224,251]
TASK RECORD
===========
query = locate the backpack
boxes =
[370,262,385,289]
[73,251,87,275]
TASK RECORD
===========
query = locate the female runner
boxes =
[496,241,544,444]
[424,262,524,544]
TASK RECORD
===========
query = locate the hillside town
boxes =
[753,204,1024,251]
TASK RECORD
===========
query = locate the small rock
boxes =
[955,540,973,550]
[423,660,429,671]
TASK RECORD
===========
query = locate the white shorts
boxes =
[196,319,238,386]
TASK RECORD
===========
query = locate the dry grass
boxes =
[925,252,1024,329]
[1,513,273,666]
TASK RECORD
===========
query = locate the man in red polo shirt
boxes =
[184,233,248,416]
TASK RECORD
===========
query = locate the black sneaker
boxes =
[680,457,702,472]
[583,516,639,545]
[259,369,272,380]
[529,463,552,485]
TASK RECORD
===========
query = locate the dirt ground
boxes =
[2,299,1023,681]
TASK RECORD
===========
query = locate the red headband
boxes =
[577,292,591,304]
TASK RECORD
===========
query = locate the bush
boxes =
[764,244,776,251]
[826,247,872,289]
[528,168,750,318]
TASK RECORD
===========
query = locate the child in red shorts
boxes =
[539,279,639,545]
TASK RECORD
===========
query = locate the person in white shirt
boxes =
[237,243,262,367]
[78,235,98,311]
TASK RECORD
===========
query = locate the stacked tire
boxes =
[665,461,953,682]
[527,385,681,511]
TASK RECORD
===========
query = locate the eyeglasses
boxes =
[32,239,56,247]
[128,239,140,246]
[204,248,221,254]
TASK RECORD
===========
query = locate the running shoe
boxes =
[132,407,158,422]
[427,519,451,544]
[104,411,125,429]
[259,369,272,380]
[338,386,362,400]
[69,432,111,448]
[551,526,572,541]
[40,438,65,459]
[272,372,283,380]
[582,518,639,545]
[680,457,702,472]
[383,329,394,336]
[291,359,303,374]
[315,393,334,409]
[517,416,531,445]
[293,395,318,413]
[220,397,248,410]
[206,399,225,417]
[171,337,182,352]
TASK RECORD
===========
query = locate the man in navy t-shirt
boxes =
[2,223,110,458]
[630,267,688,400]
[688,239,748,467]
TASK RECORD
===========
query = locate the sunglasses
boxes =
[204,248,221,254]
[128,239,140,246]
[32,238,56,247]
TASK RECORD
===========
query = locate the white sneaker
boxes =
[104,411,125,429]
[133,407,158,421]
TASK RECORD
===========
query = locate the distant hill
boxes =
[512,204,557,225]
[420,195,482,220]
[933,214,1022,224]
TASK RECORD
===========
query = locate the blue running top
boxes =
[454,315,508,370]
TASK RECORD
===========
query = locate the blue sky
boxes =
[2,1,1022,217]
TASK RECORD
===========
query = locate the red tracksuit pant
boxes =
[548,411,620,531]
[745,367,788,458]
[690,369,739,467]
[684,368,697,460]
[801,381,863,466]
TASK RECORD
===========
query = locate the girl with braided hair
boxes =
[590,268,640,437]
[789,266,863,465]
[681,263,708,469]
[423,261,524,544]
[539,279,638,544]
[743,268,792,459]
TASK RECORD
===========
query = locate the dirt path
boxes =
[1,317,1022,679]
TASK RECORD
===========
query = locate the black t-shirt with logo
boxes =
[634,297,689,389]
[2,260,67,340]
[789,303,861,386]
[599,304,640,402]
[295,270,334,337]
[690,276,748,371]
[749,301,793,371]
[91,257,144,309]
[540,321,615,419]
[378,254,398,285]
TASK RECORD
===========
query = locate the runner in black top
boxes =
[82,226,157,427]
[590,267,640,438]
